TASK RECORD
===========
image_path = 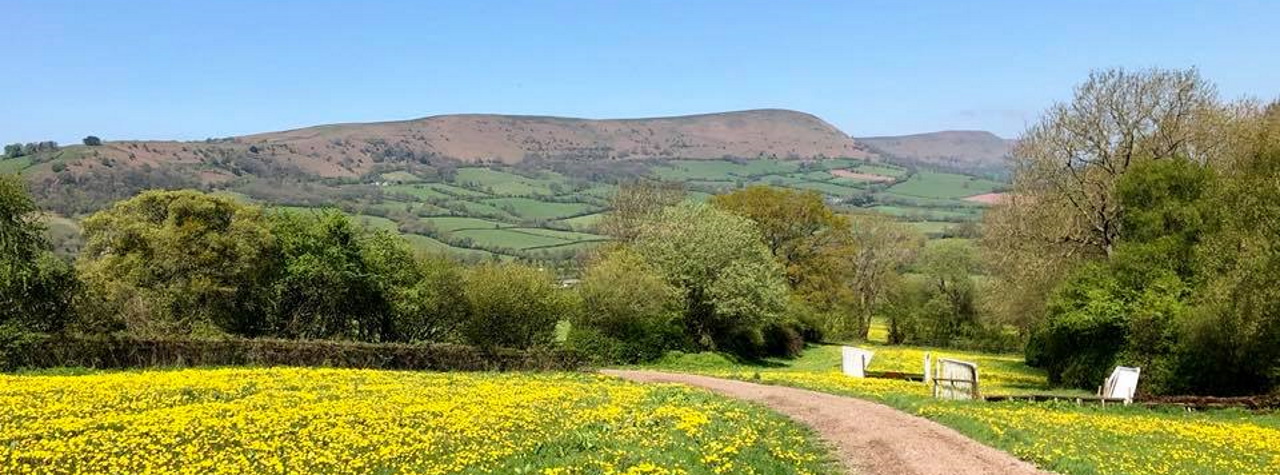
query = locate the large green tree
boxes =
[845,214,921,339]
[267,210,421,342]
[78,190,277,336]
[1187,105,1280,394]
[710,186,854,294]
[632,203,788,352]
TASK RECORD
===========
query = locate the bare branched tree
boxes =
[983,67,1227,332]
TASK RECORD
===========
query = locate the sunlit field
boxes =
[0,368,835,474]
[644,344,1280,474]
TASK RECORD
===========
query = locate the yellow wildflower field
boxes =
[649,345,1280,474]
[920,403,1280,475]
[0,368,835,474]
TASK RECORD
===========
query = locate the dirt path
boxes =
[602,370,1049,475]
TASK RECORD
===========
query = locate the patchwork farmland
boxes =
[275,158,1004,260]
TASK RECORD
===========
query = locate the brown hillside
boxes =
[60,109,868,179]
[856,130,1012,170]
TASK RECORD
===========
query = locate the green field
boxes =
[451,228,580,250]
[384,184,452,200]
[17,156,1007,261]
[401,234,502,259]
[786,181,864,196]
[557,212,605,231]
[886,171,1006,199]
[421,216,509,233]
[454,168,567,196]
[0,157,32,174]
[483,197,599,221]
[426,182,490,198]
[511,227,607,242]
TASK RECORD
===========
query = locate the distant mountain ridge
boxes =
[46,109,870,181]
[856,130,1013,172]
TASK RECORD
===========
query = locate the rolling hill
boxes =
[3,109,1005,262]
[33,109,870,182]
[856,130,1013,173]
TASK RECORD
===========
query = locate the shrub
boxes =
[389,255,469,343]
[461,262,569,349]
[569,248,683,363]
[76,190,278,337]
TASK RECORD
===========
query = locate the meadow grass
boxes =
[422,216,511,233]
[885,171,1005,199]
[640,340,1280,474]
[0,368,838,474]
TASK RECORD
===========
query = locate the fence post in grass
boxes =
[923,352,932,385]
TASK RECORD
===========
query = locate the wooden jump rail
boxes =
[864,370,924,382]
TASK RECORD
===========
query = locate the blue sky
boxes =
[3,1,1277,145]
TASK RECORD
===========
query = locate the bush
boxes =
[389,255,469,343]
[267,211,420,342]
[76,190,278,337]
[461,262,570,349]
[761,322,804,358]
[0,334,585,372]
[568,248,683,363]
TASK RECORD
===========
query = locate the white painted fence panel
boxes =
[933,358,979,400]
[1100,366,1141,402]
[841,346,875,378]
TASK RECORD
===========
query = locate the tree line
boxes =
[5,170,1001,364]
[984,68,1280,396]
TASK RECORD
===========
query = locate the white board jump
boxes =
[933,358,980,400]
[841,346,875,378]
[1099,366,1141,403]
